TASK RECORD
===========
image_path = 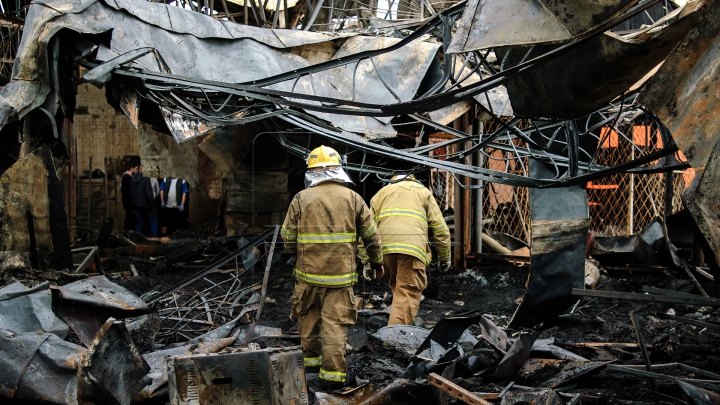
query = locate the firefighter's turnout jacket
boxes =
[281,181,383,286]
[370,179,451,264]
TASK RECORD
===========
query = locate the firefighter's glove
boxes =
[371,262,385,280]
[439,260,451,273]
[363,262,385,281]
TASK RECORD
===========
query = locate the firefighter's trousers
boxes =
[292,282,357,384]
[384,253,427,326]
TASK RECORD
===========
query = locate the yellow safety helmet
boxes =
[307,145,341,168]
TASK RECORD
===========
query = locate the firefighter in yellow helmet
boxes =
[281,145,383,390]
[369,173,451,326]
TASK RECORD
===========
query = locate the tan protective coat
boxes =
[282,182,382,287]
[369,179,451,264]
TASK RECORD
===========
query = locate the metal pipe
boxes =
[473,119,483,253]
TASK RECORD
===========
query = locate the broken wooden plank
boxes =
[428,373,493,405]
[655,312,720,331]
[571,288,720,306]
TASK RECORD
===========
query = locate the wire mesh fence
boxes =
[427,120,696,246]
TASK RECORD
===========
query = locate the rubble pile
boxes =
[1,222,719,405]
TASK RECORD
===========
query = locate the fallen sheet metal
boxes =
[447,0,641,53]
[0,0,440,140]
[415,313,485,354]
[494,330,540,379]
[76,318,151,405]
[592,218,665,265]
[531,339,589,362]
[0,329,85,404]
[53,275,150,346]
[677,380,720,405]
[501,389,566,405]
[497,1,703,119]
[373,325,430,354]
[0,281,68,338]
[638,0,720,272]
[509,160,590,328]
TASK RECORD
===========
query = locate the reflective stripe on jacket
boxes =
[370,179,451,265]
[281,182,382,287]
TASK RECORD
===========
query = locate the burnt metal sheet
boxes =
[77,318,151,405]
[0,329,50,399]
[56,276,148,312]
[14,333,86,404]
[447,0,641,53]
[0,281,69,338]
[501,389,565,405]
[509,159,589,328]
[53,276,149,346]
[94,10,435,139]
[415,313,484,354]
[0,0,438,140]
[677,380,720,405]
[497,1,703,119]
[105,0,355,48]
[494,330,540,379]
[639,0,720,269]
[592,218,665,265]
[0,329,87,404]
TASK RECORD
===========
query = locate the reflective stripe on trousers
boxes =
[319,368,346,383]
[304,356,322,367]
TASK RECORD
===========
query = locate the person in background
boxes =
[159,177,189,235]
[131,165,158,237]
[120,157,140,231]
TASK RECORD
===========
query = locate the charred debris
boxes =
[1,219,720,405]
[2,0,720,404]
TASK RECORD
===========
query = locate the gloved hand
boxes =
[362,262,385,281]
[160,200,166,208]
[439,260,451,272]
[178,204,185,212]
[371,262,385,280]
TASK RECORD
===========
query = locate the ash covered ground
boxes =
[109,254,720,404]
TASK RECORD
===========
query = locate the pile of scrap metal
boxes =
[0,227,295,404]
[353,309,720,405]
